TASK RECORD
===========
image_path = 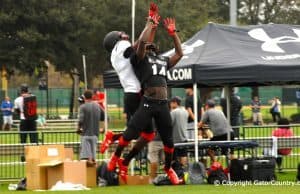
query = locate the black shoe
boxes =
[21,155,25,162]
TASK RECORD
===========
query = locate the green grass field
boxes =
[1,180,300,194]
[1,106,300,188]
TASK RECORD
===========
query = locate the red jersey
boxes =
[92,91,105,110]
[272,128,293,155]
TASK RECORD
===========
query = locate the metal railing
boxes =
[0,128,144,181]
[239,124,300,172]
[1,124,300,181]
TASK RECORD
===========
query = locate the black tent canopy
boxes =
[104,23,300,88]
[103,23,300,161]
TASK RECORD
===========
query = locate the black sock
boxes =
[114,145,125,157]
[113,133,122,142]
[164,152,173,170]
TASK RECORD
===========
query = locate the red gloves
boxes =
[148,2,158,18]
[148,3,178,36]
[164,18,177,36]
[148,2,160,25]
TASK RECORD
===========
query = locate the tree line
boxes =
[0,0,299,87]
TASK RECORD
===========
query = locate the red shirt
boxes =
[272,128,293,155]
[92,91,105,110]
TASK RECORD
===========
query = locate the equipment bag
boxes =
[207,169,228,184]
[187,161,206,184]
[153,161,185,186]
[230,158,276,181]
[96,162,119,186]
[207,161,228,184]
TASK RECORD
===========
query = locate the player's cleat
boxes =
[100,130,114,153]
[165,167,180,185]
[118,158,128,183]
[107,154,119,171]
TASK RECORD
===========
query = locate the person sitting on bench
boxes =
[198,99,234,163]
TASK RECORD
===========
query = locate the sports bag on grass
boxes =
[96,162,119,186]
[187,161,206,184]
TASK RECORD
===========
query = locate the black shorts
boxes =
[210,131,235,155]
[20,119,37,132]
[124,97,173,147]
[210,132,234,141]
[124,92,141,123]
[20,119,38,143]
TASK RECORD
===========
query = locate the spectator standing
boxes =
[14,84,38,162]
[272,118,293,172]
[270,96,281,122]
[1,96,14,130]
[14,84,38,144]
[170,96,188,168]
[78,90,102,165]
[250,96,264,125]
[92,89,105,110]
[185,87,203,139]
[220,88,242,127]
[91,90,105,134]
[147,131,164,183]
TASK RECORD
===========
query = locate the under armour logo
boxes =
[248,28,300,53]
[144,103,149,108]
[163,39,205,59]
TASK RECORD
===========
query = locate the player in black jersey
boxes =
[103,3,160,170]
[109,17,183,184]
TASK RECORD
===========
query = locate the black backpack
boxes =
[16,178,26,190]
[207,162,228,184]
[23,95,37,120]
[96,162,119,186]
[207,168,228,184]
[153,161,185,186]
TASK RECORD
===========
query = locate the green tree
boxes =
[0,0,107,86]
[1,0,298,85]
[238,0,300,25]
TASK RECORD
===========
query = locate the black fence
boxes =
[239,124,300,173]
[0,128,143,181]
[1,124,300,181]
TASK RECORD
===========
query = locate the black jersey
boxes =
[130,52,170,88]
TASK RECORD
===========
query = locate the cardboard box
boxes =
[64,148,74,160]
[86,165,97,187]
[47,160,85,189]
[47,160,97,189]
[26,159,47,190]
[119,175,150,185]
[25,145,96,190]
[25,145,65,190]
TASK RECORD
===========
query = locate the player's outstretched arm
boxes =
[133,2,160,49]
[134,17,158,61]
[147,2,160,43]
[164,17,183,69]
